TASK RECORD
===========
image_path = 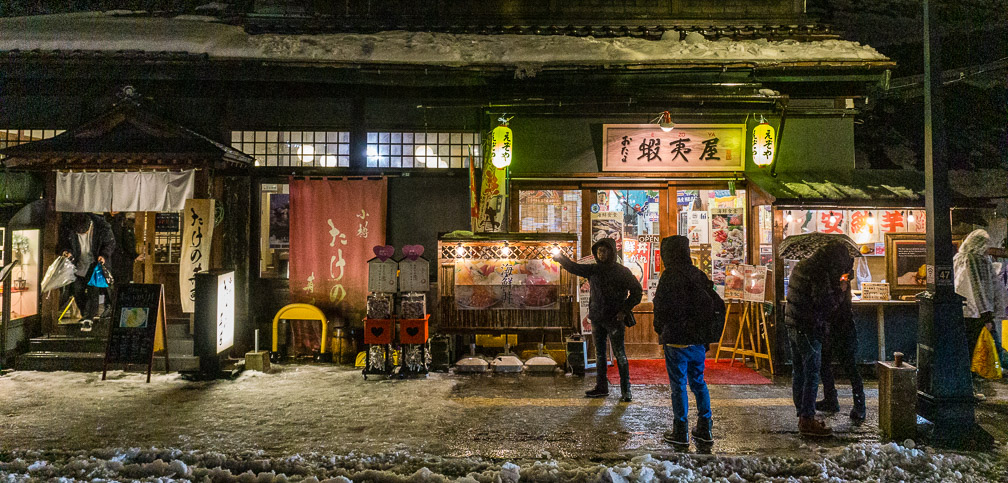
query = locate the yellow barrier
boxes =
[272,303,328,354]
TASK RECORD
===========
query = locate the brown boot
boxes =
[798,416,833,437]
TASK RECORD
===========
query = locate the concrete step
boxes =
[30,335,193,356]
[167,337,194,356]
[167,322,190,339]
[30,335,106,353]
[15,351,199,373]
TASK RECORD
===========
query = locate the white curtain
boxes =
[58,170,196,212]
[56,172,112,212]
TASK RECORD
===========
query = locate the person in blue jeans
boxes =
[784,241,854,437]
[555,237,642,402]
[653,235,724,450]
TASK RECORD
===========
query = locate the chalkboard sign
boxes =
[103,283,168,383]
[155,212,181,233]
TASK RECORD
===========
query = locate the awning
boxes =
[746,169,1008,207]
[745,170,924,207]
[0,97,253,170]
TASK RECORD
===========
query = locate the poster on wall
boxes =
[268,193,290,249]
[591,211,624,248]
[575,256,595,334]
[886,233,928,295]
[710,208,745,262]
[879,210,910,234]
[454,258,561,310]
[709,207,745,297]
[782,210,814,237]
[179,199,215,314]
[910,210,927,233]
[687,210,709,245]
[817,210,848,235]
[848,210,880,244]
[743,265,768,303]
[622,237,651,290]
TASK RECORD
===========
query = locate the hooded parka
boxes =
[652,235,723,345]
[555,237,642,332]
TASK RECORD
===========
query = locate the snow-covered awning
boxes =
[0,12,892,70]
[746,169,1008,207]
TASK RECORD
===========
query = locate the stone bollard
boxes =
[877,352,917,441]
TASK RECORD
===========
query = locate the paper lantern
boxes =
[752,122,775,167]
[490,124,513,169]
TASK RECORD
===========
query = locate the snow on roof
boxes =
[0,11,889,68]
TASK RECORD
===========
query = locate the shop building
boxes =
[0,4,930,370]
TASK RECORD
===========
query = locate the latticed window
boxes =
[0,129,64,153]
[231,130,351,167]
[366,131,481,168]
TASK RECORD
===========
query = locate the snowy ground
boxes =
[0,365,1005,481]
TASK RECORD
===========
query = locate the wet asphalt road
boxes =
[0,364,901,461]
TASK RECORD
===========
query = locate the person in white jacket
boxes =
[954,229,1006,398]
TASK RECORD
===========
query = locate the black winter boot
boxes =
[663,420,689,448]
[850,393,866,423]
[692,417,714,445]
[585,387,608,398]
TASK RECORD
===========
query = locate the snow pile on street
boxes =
[1,443,1003,482]
[0,11,888,67]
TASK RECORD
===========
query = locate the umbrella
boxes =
[778,232,862,260]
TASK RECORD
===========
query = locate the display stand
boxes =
[714,301,774,374]
[396,313,430,377]
[396,250,430,377]
[362,317,395,379]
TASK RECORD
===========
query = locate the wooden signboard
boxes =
[367,258,398,293]
[398,257,429,293]
[103,283,169,383]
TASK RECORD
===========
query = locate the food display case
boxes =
[437,233,578,333]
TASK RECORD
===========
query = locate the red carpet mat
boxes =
[607,359,772,385]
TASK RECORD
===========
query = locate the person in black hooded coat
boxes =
[784,241,853,437]
[653,235,723,450]
[555,237,642,402]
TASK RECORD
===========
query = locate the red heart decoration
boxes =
[373,245,395,261]
[402,244,425,261]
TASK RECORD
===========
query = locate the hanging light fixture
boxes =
[490,117,513,169]
[752,115,776,167]
[652,111,674,132]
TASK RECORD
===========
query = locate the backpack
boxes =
[706,285,727,343]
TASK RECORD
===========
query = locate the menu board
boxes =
[103,283,167,382]
[590,211,623,247]
[724,263,744,301]
[860,282,891,301]
[743,265,768,303]
[709,207,745,296]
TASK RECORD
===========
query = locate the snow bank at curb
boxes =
[1,443,1004,482]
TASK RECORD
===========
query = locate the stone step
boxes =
[167,322,190,339]
[29,335,194,356]
[15,351,199,372]
[167,337,194,356]
[30,335,106,353]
